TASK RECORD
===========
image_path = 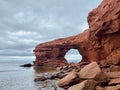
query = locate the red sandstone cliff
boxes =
[88,0,120,63]
[33,0,120,67]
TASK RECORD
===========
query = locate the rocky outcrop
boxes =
[33,0,120,67]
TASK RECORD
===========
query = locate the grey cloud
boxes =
[0,0,102,60]
[0,49,33,56]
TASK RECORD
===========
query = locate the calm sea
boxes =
[0,60,57,90]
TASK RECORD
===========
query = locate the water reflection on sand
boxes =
[34,66,57,73]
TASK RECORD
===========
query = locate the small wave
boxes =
[0,70,24,72]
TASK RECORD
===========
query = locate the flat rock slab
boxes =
[68,80,97,90]
[105,72,120,78]
[96,85,120,90]
[104,85,120,90]
[108,78,120,85]
[95,86,105,90]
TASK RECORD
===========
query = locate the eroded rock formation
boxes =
[33,30,90,66]
[33,0,120,67]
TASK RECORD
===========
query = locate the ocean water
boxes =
[0,60,57,90]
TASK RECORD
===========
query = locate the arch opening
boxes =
[65,49,82,63]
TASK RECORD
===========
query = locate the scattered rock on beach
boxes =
[57,71,79,87]
[34,62,120,90]
[78,62,109,83]
[20,63,32,67]
[34,76,46,81]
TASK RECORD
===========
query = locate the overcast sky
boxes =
[0,0,102,62]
